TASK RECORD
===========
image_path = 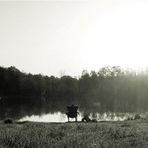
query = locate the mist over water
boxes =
[19,112,83,123]
[19,112,144,122]
[1,95,148,122]
[19,112,67,123]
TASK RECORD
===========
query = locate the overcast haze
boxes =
[0,0,148,76]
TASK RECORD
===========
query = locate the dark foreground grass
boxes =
[0,120,148,148]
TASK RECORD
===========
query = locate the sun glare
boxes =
[80,1,148,72]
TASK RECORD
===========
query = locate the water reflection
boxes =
[19,112,66,122]
[19,112,138,122]
[19,112,83,122]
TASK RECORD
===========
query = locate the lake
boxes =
[19,112,136,122]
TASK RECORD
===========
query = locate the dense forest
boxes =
[0,66,148,119]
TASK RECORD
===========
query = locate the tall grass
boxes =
[0,121,148,148]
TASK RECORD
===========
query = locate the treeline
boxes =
[0,66,148,119]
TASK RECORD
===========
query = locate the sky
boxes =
[0,0,148,77]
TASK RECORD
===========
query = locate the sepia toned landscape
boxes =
[1,66,148,147]
[1,0,148,147]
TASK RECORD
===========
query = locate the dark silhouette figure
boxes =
[66,105,79,122]
[82,115,91,122]
[82,114,97,122]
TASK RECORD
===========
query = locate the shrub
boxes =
[4,118,13,124]
[134,114,141,120]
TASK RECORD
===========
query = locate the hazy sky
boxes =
[0,0,148,77]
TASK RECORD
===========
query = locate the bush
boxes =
[4,118,13,124]
[134,114,141,120]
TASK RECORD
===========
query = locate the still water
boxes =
[19,112,82,123]
[19,112,135,122]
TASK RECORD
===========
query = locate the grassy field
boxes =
[0,120,148,148]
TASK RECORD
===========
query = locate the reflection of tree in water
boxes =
[0,96,100,120]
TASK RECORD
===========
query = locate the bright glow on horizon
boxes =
[0,0,148,76]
